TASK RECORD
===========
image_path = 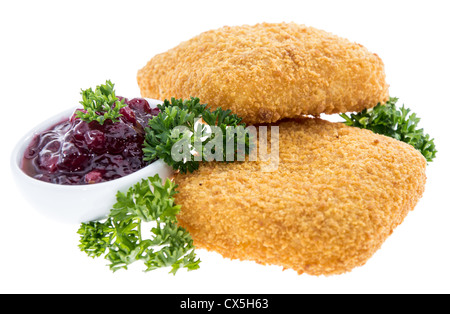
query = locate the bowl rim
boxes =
[10,98,166,191]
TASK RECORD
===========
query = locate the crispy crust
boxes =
[137,22,389,125]
[174,119,426,276]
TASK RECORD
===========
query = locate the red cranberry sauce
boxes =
[22,98,160,185]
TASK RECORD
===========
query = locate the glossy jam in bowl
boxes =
[11,98,173,224]
[22,97,160,185]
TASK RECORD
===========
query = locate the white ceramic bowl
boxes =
[10,98,173,224]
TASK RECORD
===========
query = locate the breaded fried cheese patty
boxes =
[137,22,389,125]
[174,119,426,276]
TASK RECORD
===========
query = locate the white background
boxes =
[1,0,449,294]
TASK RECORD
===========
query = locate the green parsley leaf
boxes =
[77,174,200,274]
[143,97,255,174]
[76,80,126,125]
[340,97,437,162]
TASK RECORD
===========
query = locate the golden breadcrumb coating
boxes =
[174,119,426,276]
[137,22,389,125]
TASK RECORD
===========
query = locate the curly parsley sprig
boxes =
[78,174,200,274]
[340,97,437,162]
[143,97,254,174]
[76,80,126,125]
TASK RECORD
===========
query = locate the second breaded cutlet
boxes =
[174,119,426,276]
[137,22,389,125]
